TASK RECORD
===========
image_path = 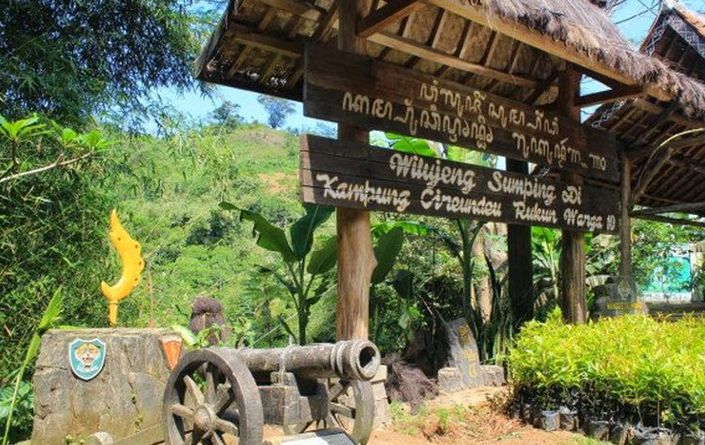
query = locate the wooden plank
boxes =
[300,135,620,233]
[303,44,620,181]
[426,0,672,103]
[357,0,425,37]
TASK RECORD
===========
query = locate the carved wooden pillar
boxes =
[335,0,376,340]
[506,159,534,325]
[558,66,587,324]
[620,149,632,279]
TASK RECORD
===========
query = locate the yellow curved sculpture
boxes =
[101,209,144,327]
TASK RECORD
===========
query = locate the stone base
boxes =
[438,367,464,393]
[31,328,181,445]
[438,365,506,393]
[481,365,506,387]
[371,365,391,428]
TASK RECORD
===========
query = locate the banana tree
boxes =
[221,203,336,345]
[369,226,405,342]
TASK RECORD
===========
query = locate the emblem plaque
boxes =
[68,338,107,381]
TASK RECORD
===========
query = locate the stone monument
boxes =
[440,318,483,389]
[595,276,648,318]
[31,328,181,445]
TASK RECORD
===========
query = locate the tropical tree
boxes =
[210,101,243,128]
[257,95,296,129]
[1,0,202,123]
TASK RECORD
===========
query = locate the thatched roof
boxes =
[588,1,705,214]
[196,0,705,117]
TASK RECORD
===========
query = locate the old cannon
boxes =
[162,340,381,445]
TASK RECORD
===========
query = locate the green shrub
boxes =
[507,314,705,432]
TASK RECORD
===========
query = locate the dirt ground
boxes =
[368,387,602,445]
[260,386,601,445]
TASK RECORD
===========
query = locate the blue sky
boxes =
[155,0,705,130]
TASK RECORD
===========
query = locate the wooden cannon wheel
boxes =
[284,378,374,445]
[163,348,264,445]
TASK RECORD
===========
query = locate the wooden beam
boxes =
[632,99,704,129]
[357,0,425,37]
[525,70,558,105]
[668,155,705,176]
[630,147,674,208]
[336,0,376,341]
[575,86,644,108]
[632,200,705,216]
[435,20,472,77]
[231,24,302,58]
[260,53,282,82]
[479,31,500,66]
[258,7,277,31]
[258,0,324,21]
[425,0,672,103]
[630,213,705,228]
[225,45,252,78]
[312,2,339,41]
[367,32,539,88]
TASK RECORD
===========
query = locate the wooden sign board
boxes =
[300,135,619,234]
[303,44,619,182]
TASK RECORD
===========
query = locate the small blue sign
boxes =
[68,338,107,381]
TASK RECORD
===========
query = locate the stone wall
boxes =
[31,328,180,445]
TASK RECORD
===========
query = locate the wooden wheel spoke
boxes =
[328,381,348,401]
[214,385,235,414]
[205,367,217,403]
[326,413,341,428]
[192,430,205,445]
[171,403,194,420]
[215,418,239,436]
[330,402,354,418]
[185,429,205,445]
[211,432,226,445]
[184,375,205,405]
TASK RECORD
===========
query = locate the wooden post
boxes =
[620,150,632,279]
[558,66,587,324]
[506,159,534,325]
[336,0,376,340]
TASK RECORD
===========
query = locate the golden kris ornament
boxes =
[100,209,145,327]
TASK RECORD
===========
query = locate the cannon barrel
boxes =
[236,340,380,381]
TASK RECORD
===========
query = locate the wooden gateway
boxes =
[197,0,705,329]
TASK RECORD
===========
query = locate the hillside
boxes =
[106,125,342,343]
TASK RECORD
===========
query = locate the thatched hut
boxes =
[589,1,705,223]
[197,0,705,333]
